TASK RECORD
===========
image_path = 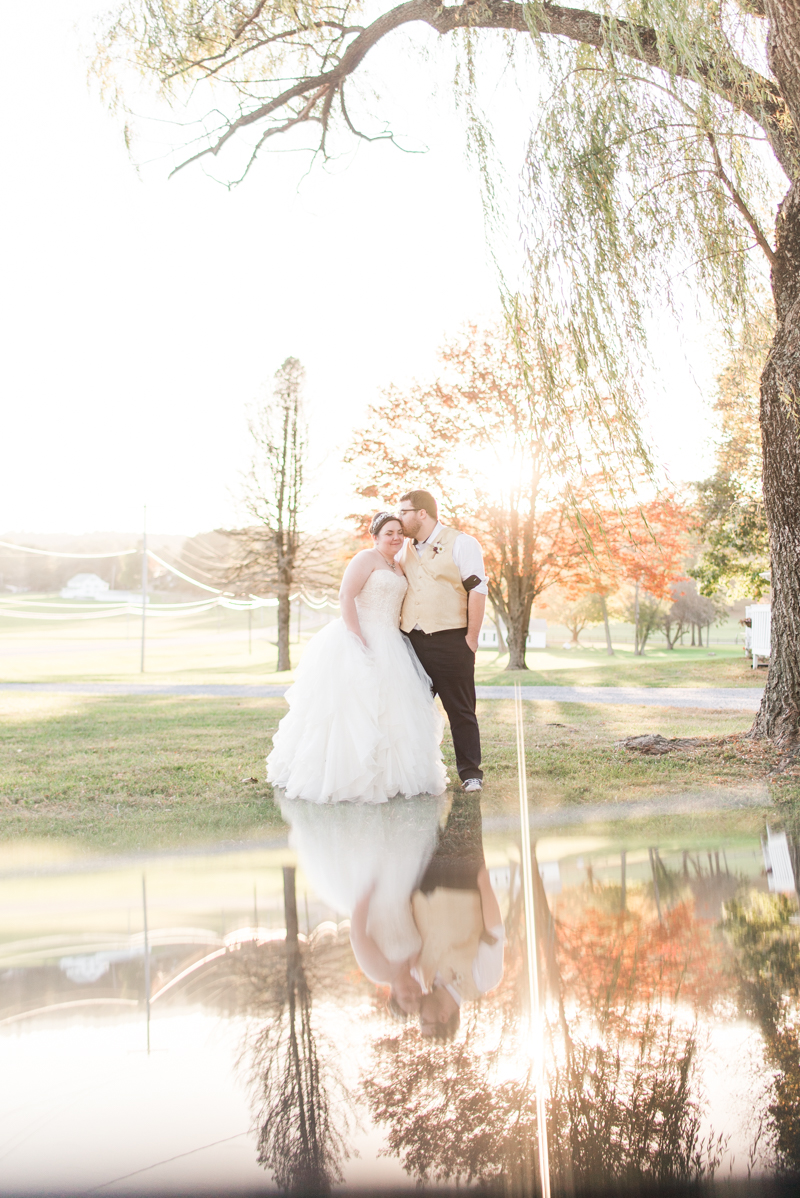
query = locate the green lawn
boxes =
[0,693,285,851]
[0,601,761,688]
[1,692,790,854]
[475,644,764,688]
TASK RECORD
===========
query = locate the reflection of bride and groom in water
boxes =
[280,790,505,1037]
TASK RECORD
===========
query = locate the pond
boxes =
[1,793,797,1195]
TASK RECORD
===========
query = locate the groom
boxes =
[397,490,487,793]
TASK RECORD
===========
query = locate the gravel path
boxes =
[0,681,763,710]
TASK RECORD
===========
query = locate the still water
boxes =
[1,794,798,1196]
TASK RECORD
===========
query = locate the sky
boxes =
[1,1,720,539]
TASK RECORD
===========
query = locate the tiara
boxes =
[370,511,398,535]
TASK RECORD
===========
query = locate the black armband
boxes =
[462,575,483,593]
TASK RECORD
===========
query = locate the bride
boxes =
[267,512,448,803]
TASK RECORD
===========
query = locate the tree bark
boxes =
[753,181,800,744]
[600,594,614,656]
[498,574,535,670]
[748,0,800,744]
[277,589,292,671]
[506,615,530,670]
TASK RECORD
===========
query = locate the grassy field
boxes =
[0,599,762,687]
[1,691,792,854]
[476,644,764,688]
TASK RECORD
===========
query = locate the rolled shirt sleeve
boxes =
[452,533,489,596]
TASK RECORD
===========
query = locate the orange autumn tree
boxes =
[347,324,616,670]
[560,493,695,656]
[613,497,695,655]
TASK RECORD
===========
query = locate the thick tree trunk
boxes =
[277,590,292,671]
[501,582,533,670]
[753,184,800,744]
[506,616,529,670]
[600,594,614,656]
[752,2,800,744]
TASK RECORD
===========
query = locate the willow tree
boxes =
[693,304,772,601]
[95,0,800,746]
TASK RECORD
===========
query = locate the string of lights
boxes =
[0,541,340,613]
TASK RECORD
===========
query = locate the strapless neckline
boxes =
[355,569,408,629]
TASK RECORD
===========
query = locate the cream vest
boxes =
[400,525,468,634]
[411,888,483,1001]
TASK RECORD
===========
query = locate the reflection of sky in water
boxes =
[1,802,798,1194]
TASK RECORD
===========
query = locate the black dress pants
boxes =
[419,792,486,893]
[407,626,482,782]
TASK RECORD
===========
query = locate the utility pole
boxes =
[142,873,151,1054]
[140,506,147,673]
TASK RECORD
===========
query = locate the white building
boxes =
[478,617,547,649]
[60,573,110,601]
[745,603,771,667]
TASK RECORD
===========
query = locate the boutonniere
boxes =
[432,543,445,555]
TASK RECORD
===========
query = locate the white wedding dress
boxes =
[267,569,448,803]
[280,794,442,966]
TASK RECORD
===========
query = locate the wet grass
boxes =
[0,694,285,852]
[476,699,777,813]
[2,693,794,854]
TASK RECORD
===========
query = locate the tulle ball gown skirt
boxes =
[267,611,448,805]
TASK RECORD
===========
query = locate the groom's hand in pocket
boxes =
[465,632,479,654]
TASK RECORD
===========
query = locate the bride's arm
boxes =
[350,888,399,984]
[339,551,375,645]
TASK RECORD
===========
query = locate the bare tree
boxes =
[226,357,312,672]
[238,867,353,1194]
[663,578,725,650]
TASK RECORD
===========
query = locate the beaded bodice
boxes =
[355,569,407,628]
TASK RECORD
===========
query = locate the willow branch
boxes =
[706,129,777,263]
[170,0,798,178]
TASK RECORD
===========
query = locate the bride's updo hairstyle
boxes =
[370,511,399,538]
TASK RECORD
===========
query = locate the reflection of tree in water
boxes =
[724,890,800,1174]
[235,867,362,1194]
[364,868,728,1191]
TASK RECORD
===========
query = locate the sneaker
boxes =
[462,778,483,793]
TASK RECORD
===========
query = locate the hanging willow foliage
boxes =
[93,0,783,481]
[471,2,783,477]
